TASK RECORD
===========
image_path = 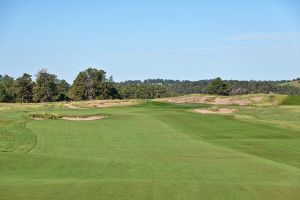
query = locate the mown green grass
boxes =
[0,100,300,200]
[281,95,300,105]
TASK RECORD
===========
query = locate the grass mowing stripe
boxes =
[1,100,300,200]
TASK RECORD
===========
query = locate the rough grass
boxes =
[0,96,300,200]
[158,93,291,106]
[279,80,300,88]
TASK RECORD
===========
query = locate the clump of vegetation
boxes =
[69,68,119,100]
[207,77,230,96]
[13,73,34,103]
[30,113,60,120]
[116,83,171,99]
[33,69,70,102]
[0,75,15,102]
[268,95,276,102]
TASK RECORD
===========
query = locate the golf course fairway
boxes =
[0,100,300,200]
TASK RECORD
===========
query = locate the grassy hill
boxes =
[0,95,300,200]
[158,93,298,106]
[279,80,300,88]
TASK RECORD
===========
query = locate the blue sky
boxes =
[0,0,299,82]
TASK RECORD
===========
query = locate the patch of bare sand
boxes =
[64,104,80,109]
[251,97,263,102]
[194,108,235,114]
[61,115,105,121]
[213,98,250,105]
[72,100,139,108]
[160,96,208,104]
[159,95,264,105]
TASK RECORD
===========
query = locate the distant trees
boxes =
[100,79,120,99]
[0,75,15,102]
[128,78,300,96]
[207,78,230,96]
[13,73,34,103]
[56,79,70,101]
[117,83,170,99]
[0,69,299,103]
[293,78,300,81]
[69,68,118,100]
[120,79,211,95]
[226,80,300,95]
[33,69,58,102]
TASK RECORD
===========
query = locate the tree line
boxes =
[0,67,172,103]
[1,67,299,103]
[122,78,300,96]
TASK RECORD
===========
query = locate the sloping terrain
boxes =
[279,80,300,88]
[157,94,288,106]
[0,97,300,200]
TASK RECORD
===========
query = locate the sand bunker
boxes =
[85,100,138,108]
[159,96,208,104]
[64,104,80,109]
[61,115,105,121]
[64,100,138,109]
[213,98,250,105]
[194,108,235,114]
[251,97,263,102]
[159,95,264,106]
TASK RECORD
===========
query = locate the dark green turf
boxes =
[0,101,300,200]
[281,96,300,105]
